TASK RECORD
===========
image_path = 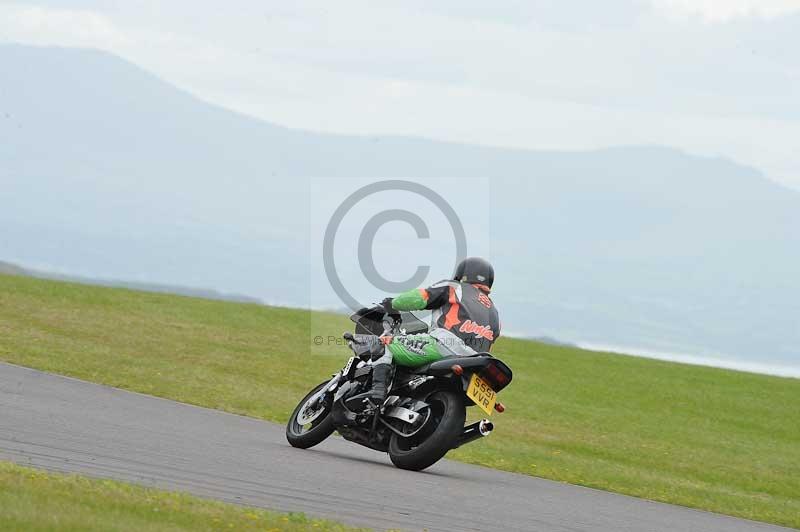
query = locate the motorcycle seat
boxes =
[409,353,494,375]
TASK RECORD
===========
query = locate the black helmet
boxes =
[453,257,494,289]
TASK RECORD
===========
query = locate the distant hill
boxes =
[0,261,260,305]
[2,44,798,365]
[0,261,28,276]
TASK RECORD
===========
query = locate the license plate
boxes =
[467,373,496,415]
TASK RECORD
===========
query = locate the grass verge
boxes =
[0,461,363,531]
[1,273,798,528]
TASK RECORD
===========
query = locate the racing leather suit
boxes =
[374,280,501,368]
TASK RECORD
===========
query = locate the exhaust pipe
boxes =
[454,419,494,448]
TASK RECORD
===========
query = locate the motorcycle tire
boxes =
[286,381,335,449]
[388,390,465,471]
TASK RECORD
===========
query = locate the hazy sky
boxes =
[2,0,798,189]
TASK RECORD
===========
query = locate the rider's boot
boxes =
[348,364,392,411]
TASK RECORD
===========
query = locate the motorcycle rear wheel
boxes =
[388,390,465,471]
[286,381,335,449]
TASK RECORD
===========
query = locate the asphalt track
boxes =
[0,362,790,532]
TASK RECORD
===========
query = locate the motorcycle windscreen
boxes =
[350,307,386,335]
[349,307,429,336]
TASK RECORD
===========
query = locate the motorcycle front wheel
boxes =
[286,381,335,449]
[388,390,465,471]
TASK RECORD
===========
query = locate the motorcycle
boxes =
[286,305,513,471]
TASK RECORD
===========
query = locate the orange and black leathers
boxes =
[391,280,500,353]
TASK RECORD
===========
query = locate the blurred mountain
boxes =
[2,44,798,364]
[0,261,28,276]
[0,261,260,304]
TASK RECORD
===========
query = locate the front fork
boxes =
[307,372,342,410]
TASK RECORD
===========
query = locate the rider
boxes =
[353,257,500,406]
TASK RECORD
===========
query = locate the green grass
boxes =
[1,273,799,529]
[0,461,363,531]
